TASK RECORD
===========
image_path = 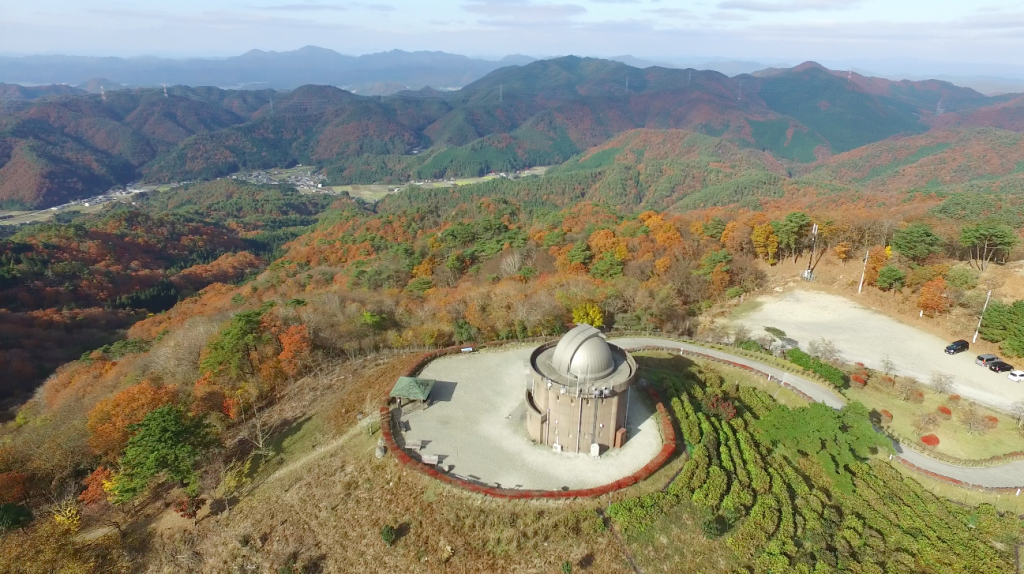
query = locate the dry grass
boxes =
[627,503,742,574]
[135,350,639,573]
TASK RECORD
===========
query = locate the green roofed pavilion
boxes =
[390,376,435,402]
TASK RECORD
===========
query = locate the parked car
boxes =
[976,354,1000,367]
[988,361,1014,373]
[945,340,970,354]
[1008,370,1024,382]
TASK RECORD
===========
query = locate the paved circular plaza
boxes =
[394,345,663,491]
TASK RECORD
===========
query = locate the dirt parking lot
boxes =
[732,289,1024,412]
[397,345,663,491]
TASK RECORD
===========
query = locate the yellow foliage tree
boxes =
[572,303,604,328]
[751,223,779,264]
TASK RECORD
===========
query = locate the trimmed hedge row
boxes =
[378,343,678,500]
[784,349,846,387]
[606,353,1022,572]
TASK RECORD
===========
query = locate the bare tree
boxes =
[929,372,955,395]
[808,338,840,362]
[897,378,922,402]
[959,407,990,435]
[732,324,751,345]
[1011,400,1024,429]
[499,250,524,278]
[241,401,275,458]
[880,355,897,377]
[912,413,940,436]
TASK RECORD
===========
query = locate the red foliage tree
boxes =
[0,471,28,504]
[937,405,952,419]
[921,434,940,447]
[879,410,893,424]
[948,394,961,404]
[702,392,737,421]
[79,466,112,506]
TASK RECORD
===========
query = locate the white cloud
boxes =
[462,0,587,25]
[718,0,860,12]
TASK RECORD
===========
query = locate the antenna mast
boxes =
[499,83,503,102]
[100,86,106,102]
[625,77,629,94]
[163,84,168,98]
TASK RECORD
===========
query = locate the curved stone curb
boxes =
[377,343,679,500]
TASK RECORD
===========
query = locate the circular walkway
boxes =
[396,345,663,491]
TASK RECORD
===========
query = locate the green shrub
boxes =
[380,524,396,547]
[736,340,763,353]
[785,348,846,386]
[0,503,32,531]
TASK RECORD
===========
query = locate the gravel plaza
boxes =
[393,345,664,491]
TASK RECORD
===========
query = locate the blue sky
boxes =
[3,0,1024,74]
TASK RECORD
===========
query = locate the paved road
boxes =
[610,336,1024,489]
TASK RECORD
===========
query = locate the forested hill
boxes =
[4,57,1023,209]
[0,180,334,401]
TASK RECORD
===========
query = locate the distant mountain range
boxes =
[0,47,535,95]
[2,55,1024,209]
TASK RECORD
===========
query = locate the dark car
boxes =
[945,340,969,354]
[989,361,1015,373]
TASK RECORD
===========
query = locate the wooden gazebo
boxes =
[389,376,436,408]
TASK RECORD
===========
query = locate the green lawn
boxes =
[845,384,1024,460]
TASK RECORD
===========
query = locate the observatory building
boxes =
[525,324,638,455]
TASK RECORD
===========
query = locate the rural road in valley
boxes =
[610,336,1024,489]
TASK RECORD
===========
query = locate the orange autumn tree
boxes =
[918,277,950,317]
[86,382,177,459]
[78,466,112,506]
[864,247,888,286]
[277,324,311,378]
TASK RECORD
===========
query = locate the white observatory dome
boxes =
[550,324,615,382]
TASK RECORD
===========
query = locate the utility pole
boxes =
[973,289,993,343]
[857,249,870,293]
[804,223,818,281]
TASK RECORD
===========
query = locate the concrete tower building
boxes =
[525,324,638,455]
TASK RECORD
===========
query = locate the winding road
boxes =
[610,337,1024,490]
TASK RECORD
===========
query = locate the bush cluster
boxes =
[785,349,846,386]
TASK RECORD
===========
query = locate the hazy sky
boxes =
[4,0,1024,73]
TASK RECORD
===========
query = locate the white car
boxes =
[1009,370,1024,382]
